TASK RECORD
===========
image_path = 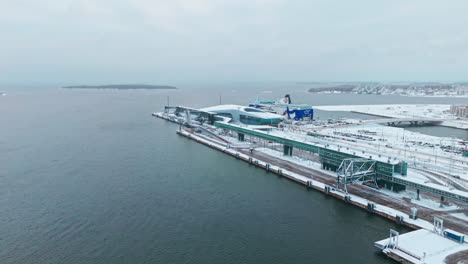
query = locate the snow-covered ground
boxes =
[264,127,402,164]
[257,146,465,212]
[379,188,459,212]
[255,147,336,176]
[217,126,468,208]
[314,104,468,130]
[412,198,459,212]
[210,122,468,204]
[374,229,468,264]
[311,123,468,181]
[451,212,468,221]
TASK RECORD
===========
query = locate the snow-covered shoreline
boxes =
[315,104,468,130]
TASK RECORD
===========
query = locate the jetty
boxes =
[153,102,468,263]
[375,223,467,263]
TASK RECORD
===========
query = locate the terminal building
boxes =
[200,104,285,125]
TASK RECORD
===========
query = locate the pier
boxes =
[154,109,468,263]
[375,225,467,263]
[173,127,467,233]
[214,122,468,204]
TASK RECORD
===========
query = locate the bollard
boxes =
[396,215,404,224]
[277,169,283,176]
[344,195,351,202]
[367,202,375,212]
[410,208,418,220]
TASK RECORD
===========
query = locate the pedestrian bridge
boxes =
[364,118,442,127]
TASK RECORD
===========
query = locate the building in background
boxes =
[450,105,468,118]
[456,86,468,95]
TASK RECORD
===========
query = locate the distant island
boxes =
[63,84,177,90]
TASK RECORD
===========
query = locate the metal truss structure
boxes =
[336,158,377,193]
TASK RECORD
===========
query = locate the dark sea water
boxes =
[1,83,466,264]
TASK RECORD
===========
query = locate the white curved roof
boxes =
[201,104,285,119]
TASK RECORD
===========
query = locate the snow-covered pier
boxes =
[214,122,468,204]
[154,105,468,263]
[375,226,467,264]
[176,126,468,263]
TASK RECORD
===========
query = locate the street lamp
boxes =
[448,136,456,175]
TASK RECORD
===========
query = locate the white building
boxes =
[450,105,468,118]
[201,104,285,125]
[456,86,468,95]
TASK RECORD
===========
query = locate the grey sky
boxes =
[1,0,468,84]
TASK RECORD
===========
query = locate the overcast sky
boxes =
[1,0,468,84]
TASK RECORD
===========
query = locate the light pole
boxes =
[448,136,456,175]
[434,140,439,165]
[403,129,407,159]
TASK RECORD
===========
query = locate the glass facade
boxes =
[239,115,281,125]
